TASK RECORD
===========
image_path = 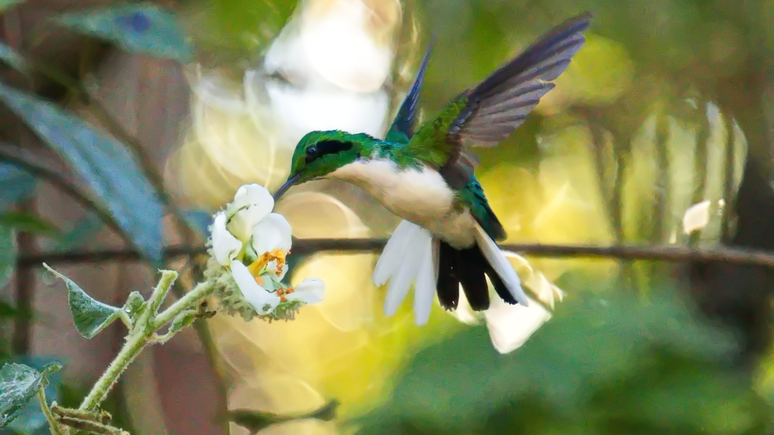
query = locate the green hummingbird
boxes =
[274,14,592,325]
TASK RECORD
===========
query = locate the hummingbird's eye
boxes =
[306,146,317,156]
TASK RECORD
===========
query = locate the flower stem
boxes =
[153,281,215,328]
[38,387,64,435]
[78,271,187,411]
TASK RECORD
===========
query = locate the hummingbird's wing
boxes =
[384,42,433,144]
[411,13,592,188]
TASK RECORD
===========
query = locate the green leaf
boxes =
[0,211,59,237]
[55,4,194,62]
[0,41,29,74]
[0,225,16,289]
[0,163,34,210]
[0,363,43,428]
[0,83,164,262]
[5,358,63,434]
[44,263,122,339]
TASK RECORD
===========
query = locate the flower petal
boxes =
[227,184,275,241]
[211,212,243,266]
[287,278,325,304]
[251,213,293,255]
[231,260,280,314]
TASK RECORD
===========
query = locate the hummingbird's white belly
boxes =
[330,159,478,247]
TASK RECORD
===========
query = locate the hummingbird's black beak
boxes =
[273,173,300,201]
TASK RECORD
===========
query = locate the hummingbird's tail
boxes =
[373,220,528,325]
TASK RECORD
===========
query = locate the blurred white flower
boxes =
[207,183,325,321]
[451,251,565,354]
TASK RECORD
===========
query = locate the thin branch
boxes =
[0,143,131,243]
[16,239,774,269]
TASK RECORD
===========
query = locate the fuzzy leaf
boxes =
[168,310,196,335]
[0,83,164,262]
[44,264,121,339]
[56,4,194,62]
[0,363,43,428]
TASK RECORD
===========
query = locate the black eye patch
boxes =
[305,140,353,164]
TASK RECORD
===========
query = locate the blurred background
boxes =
[1,0,774,434]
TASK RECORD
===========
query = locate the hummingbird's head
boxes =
[273,130,372,200]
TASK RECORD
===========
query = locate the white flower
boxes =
[207,183,325,321]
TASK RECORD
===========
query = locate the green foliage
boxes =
[56,4,194,63]
[353,289,772,435]
[44,264,123,339]
[0,84,165,262]
[0,361,60,429]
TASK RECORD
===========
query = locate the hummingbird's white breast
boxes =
[330,158,478,247]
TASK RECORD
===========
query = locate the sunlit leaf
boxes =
[0,41,29,74]
[0,83,164,262]
[0,363,43,428]
[44,263,122,339]
[55,4,194,62]
[0,225,16,289]
[0,163,34,210]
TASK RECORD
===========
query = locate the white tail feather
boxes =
[373,220,418,286]
[379,220,434,317]
[413,236,436,325]
[474,225,529,306]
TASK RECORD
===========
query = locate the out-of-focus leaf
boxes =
[0,0,24,11]
[0,363,43,428]
[0,163,34,210]
[0,225,16,289]
[0,211,58,237]
[0,42,29,74]
[353,289,769,435]
[44,264,121,339]
[184,209,212,240]
[0,83,164,262]
[53,212,103,251]
[55,4,194,63]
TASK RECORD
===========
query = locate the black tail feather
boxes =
[457,247,490,310]
[437,241,460,309]
[437,240,519,311]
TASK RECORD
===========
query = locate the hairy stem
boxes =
[78,271,181,411]
[37,387,64,435]
[154,281,215,328]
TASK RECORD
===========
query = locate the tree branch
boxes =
[16,239,774,269]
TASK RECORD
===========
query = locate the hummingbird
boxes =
[273,14,592,325]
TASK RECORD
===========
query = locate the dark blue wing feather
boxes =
[385,42,433,144]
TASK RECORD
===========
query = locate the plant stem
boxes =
[78,271,182,411]
[154,281,215,328]
[38,387,65,435]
